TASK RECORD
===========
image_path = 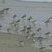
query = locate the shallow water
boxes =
[0,1,52,50]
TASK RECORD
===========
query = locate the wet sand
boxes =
[0,32,52,52]
[0,32,41,52]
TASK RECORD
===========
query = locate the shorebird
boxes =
[0,24,2,30]
[36,37,46,41]
[21,14,26,26]
[26,29,31,40]
[27,16,32,21]
[18,41,24,47]
[20,26,26,32]
[21,14,26,18]
[44,20,49,24]
[33,36,47,43]
[44,32,51,37]
[31,20,37,26]
[13,14,17,18]
[49,45,52,47]
[44,32,51,35]
[4,8,10,11]
[0,24,2,27]
[20,29,26,32]
[7,28,11,32]
[48,16,52,23]
[44,19,50,27]
[3,8,11,15]
[39,47,46,52]
[48,16,52,20]
[27,26,31,30]
[0,9,5,17]
[20,26,26,36]
[36,27,42,32]
[16,19,20,23]
[31,33,36,37]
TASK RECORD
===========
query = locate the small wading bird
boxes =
[44,32,51,38]
[44,19,50,27]
[26,30,30,39]
[13,14,17,18]
[18,41,24,47]
[20,26,26,36]
[25,26,32,39]
[49,45,52,47]
[7,28,11,33]
[0,24,2,30]
[27,16,32,27]
[48,16,52,22]
[16,19,20,23]
[48,16,52,20]
[31,20,37,26]
[36,37,47,41]
[27,26,31,31]
[31,33,36,37]
[4,8,10,14]
[21,14,26,18]
[32,36,47,44]
[0,10,5,17]
[0,8,10,17]
[20,26,27,32]
[27,16,32,21]
[21,14,26,26]
[36,36,47,51]
[20,28,26,33]
[30,33,36,41]
[39,47,46,52]
[36,27,42,32]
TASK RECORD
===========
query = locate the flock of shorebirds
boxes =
[0,7,52,51]
[0,8,10,17]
